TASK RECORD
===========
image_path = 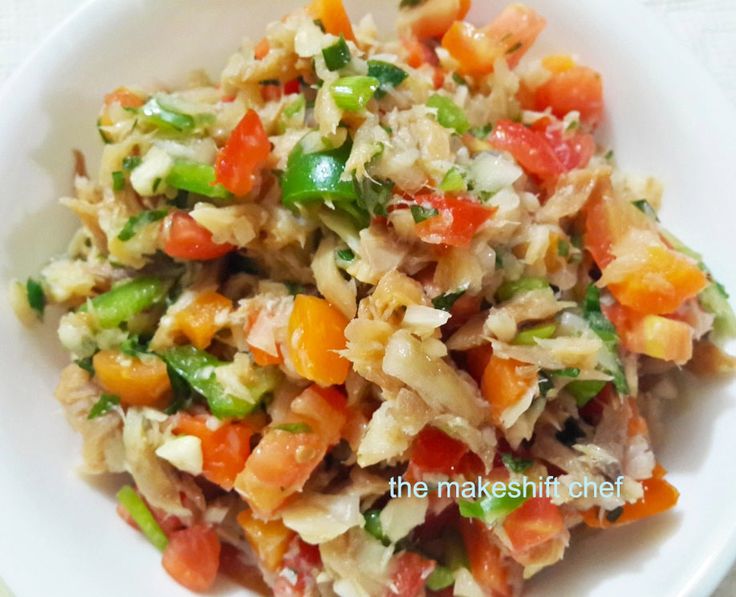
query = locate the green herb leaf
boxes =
[354,176,393,218]
[432,289,466,311]
[274,422,312,433]
[140,97,195,133]
[88,393,120,419]
[336,248,355,263]
[165,364,192,415]
[119,335,149,357]
[123,155,142,171]
[367,60,409,98]
[75,355,95,376]
[501,453,533,473]
[427,94,470,134]
[452,72,468,86]
[323,35,352,71]
[632,199,659,221]
[112,170,125,191]
[410,204,439,223]
[26,278,46,318]
[117,209,167,242]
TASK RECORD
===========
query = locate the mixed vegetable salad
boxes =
[10,0,736,595]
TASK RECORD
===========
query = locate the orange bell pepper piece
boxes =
[93,349,171,407]
[481,355,537,426]
[174,291,232,350]
[307,0,355,41]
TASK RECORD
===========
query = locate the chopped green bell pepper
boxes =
[116,485,169,551]
[427,94,470,134]
[330,76,380,111]
[496,277,550,302]
[162,345,276,419]
[140,97,195,133]
[367,60,408,98]
[322,35,351,71]
[82,277,169,328]
[459,489,528,524]
[281,141,357,205]
[566,379,607,406]
[513,323,557,345]
[166,160,231,200]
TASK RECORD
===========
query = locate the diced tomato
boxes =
[409,426,468,477]
[402,36,439,68]
[288,295,351,386]
[236,385,347,516]
[502,497,565,553]
[307,0,355,41]
[543,127,596,172]
[442,5,545,75]
[93,350,171,407]
[214,109,270,196]
[104,87,145,109]
[399,0,471,40]
[260,83,282,103]
[460,518,512,597]
[534,65,604,128]
[162,525,221,593]
[218,543,271,593]
[604,303,694,364]
[174,291,232,350]
[284,78,301,95]
[175,414,253,490]
[237,509,294,572]
[163,212,235,261]
[464,344,493,384]
[481,355,537,427]
[583,187,654,269]
[582,471,679,528]
[413,195,495,247]
[273,539,322,597]
[385,552,436,597]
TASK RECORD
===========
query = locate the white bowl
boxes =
[1,1,735,596]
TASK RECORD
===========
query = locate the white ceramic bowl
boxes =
[1,1,735,596]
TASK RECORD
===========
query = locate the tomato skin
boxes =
[409,426,468,477]
[214,109,270,196]
[413,195,494,248]
[490,120,564,183]
[502,497,565,553]
[534,65,604,128]
[385,552,436,597]
[460,518,512,597]
[543,127,596,172]
[163,212,235,261]
[175,414,253,490]
[162,525,221,593]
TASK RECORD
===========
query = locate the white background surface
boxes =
[0,0,734,595]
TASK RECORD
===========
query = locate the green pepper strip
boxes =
[427,94,470,134]
[566,380,607,406]
[330,76,380,111]
[367,60,408,98]
[116,485,169,551]
[140,97,195,133]
[322,35,351,71]
[426,566,454,591]
[281,141,357,205]
[512,323,557,346]
[166,161,231,200]
[496,277,550,302]
[459,490,528,524]
[81,277,169,329]
[162,345,276,419]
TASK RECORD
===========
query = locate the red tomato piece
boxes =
[175,414,253,490]
[162,525,221,592]
[543,127,596,172]
[409,426,468,476]
[284,78,301,95]
[534,65,604,128]
[214,109,270,196]
[163,212,235,261]
[413,195,494,247]
[386,552,436,597]
[502,497,565,553]
[460,518,512,597]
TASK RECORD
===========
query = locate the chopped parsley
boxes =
[88,393,120,419]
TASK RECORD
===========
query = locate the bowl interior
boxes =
[0,1,735,595]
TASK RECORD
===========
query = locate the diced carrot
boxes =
[288,295,350,386]
[254,38,270,60]
[93,350,171,407]
[174,291,232,350]
[307,0,355,41]
[481,355,537,426]
[582,473,679,529]
[104,87,144,109]
[236,510,294,572]
[175,414,253,490]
